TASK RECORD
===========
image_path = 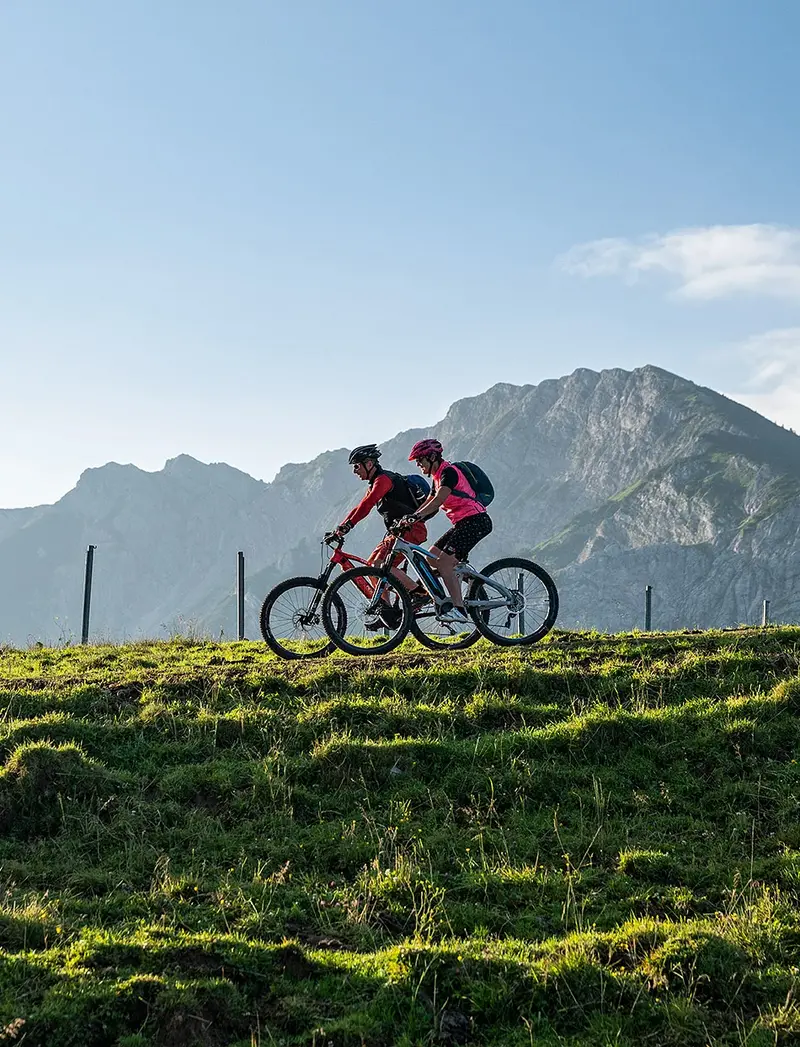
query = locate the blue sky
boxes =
[3,0,800,507]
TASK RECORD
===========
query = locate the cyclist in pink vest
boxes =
[401,438,493,624]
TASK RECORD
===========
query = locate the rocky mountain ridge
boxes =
[2,364,799,643]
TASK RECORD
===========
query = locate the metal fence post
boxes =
[762,599,770,627]
[81,545,96,644]
[237,551,245,641]
[644,585,652,631]
[517,573,525,636]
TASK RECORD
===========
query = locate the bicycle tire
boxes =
[260,576,345,660]
[322,566,411,656]
[467,557,558,647]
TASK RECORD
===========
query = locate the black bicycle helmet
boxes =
[348,444,382,465]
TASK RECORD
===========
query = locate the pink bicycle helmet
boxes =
[408,438,443,461]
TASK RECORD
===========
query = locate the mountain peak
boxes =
[163,454,207,474]
[162,454,266,488]
[76,461,146,488]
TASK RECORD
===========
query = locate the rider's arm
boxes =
[413,485,450,521]
[340,473,393,528]
[412,466,457,522]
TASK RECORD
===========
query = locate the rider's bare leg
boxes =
[429,547,464,608]
[368,548,416,593]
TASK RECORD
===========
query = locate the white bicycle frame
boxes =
[385,534,524,618]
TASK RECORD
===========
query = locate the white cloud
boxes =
[558,224,800,301]
[725,327,800,433]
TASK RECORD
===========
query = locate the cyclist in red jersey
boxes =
[332,444,429,624]
[400,438,493,624]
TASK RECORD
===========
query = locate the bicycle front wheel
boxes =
[260,576,344,660]
[322,566,411,656]
[467,558,558,647]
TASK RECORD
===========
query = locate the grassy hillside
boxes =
[1,630,800,1046]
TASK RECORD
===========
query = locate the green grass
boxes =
[1,628,800,1045]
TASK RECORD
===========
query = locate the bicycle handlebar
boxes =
[323,521,414,547]
[387,520,418,538]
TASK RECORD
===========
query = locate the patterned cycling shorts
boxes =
[433,512,492,561]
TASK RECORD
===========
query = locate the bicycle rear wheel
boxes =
[260,576,344,660]
[322,566,411,656]
[467,558,558,647]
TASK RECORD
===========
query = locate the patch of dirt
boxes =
[437,1009,471,1044]
[373,909,409,935]
[155,1009,219,1047]
[274,943,314,980]
[162,946,229,975]
[0,678,51,692]
[189,789,223,812]
[772,652,800,674]
[109,681,144,702]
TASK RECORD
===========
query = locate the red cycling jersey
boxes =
[340,473,394,528]
[340,472,427,564]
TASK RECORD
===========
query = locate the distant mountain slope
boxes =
[1,365,799,643]
[0,506,44,543]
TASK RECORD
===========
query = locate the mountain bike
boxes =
[258,539,370,660]
[320,526,559,657]
[259,531,485,659]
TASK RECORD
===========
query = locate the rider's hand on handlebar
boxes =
[393,515,418,535]
[325,522,352,544]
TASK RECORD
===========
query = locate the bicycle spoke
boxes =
[468,559,558,647]
[323,567,411,656]
[260,578,342,660]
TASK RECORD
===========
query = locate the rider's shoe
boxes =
[365,603,403,631]
[438,606,470,625]
[409,587,432,611]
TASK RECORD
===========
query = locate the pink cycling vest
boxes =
[433,461,487,524]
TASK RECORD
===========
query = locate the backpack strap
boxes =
[434,464,480,503]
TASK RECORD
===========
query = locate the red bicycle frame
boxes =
[322,534,402,600]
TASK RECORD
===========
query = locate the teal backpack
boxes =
[450,461,495,507]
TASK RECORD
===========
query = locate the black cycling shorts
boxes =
[433,512,492,561]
